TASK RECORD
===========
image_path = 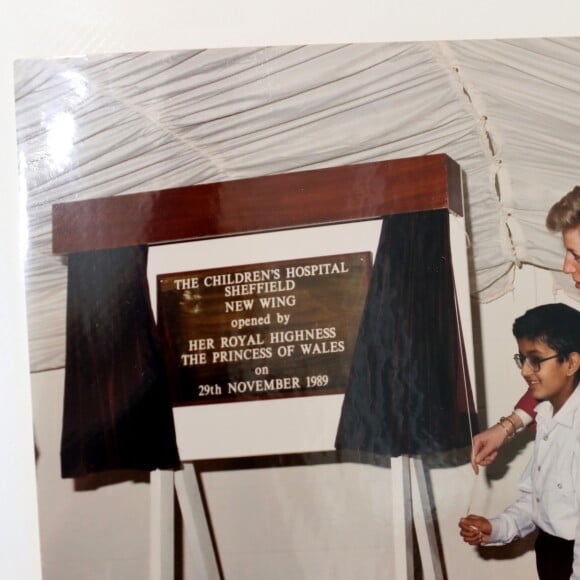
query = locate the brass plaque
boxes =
[157,252,371,405]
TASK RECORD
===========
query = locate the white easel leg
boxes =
[391,455,413,580]
[150,469,175,580]
[410,457,444,580]
[174,463,221,580]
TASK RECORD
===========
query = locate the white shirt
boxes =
[487,386,580,579]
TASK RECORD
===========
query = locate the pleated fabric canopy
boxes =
[14,38,580,372]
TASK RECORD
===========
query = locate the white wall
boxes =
[30,263,579,580]
[31,369,151,579]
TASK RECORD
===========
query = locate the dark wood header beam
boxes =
[52,154,462,254]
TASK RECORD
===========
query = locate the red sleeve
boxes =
[515,388,537,420]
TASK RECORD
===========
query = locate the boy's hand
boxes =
[459,515,492,545]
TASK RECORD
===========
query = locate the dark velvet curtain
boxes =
[335,209,478,457]
[61,246,180,478]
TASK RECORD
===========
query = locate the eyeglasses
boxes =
[513,353,559,372]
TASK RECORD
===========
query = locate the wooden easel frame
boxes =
[53,154,465,580]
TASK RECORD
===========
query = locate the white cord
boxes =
[453,281,480,516]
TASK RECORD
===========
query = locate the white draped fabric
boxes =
[14,39,580,372]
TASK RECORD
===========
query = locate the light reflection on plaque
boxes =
[157,252,371,405]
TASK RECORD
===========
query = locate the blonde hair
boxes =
[546,186,580,232]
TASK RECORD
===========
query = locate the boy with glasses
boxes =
[459,303,580,579]
[472,186,580,473]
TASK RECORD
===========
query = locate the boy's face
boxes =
[516,338,579,412]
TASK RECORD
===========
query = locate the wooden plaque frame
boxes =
[52,154,462,253]
[51,153,465,580]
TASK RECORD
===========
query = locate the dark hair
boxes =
[513,303,580,360]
